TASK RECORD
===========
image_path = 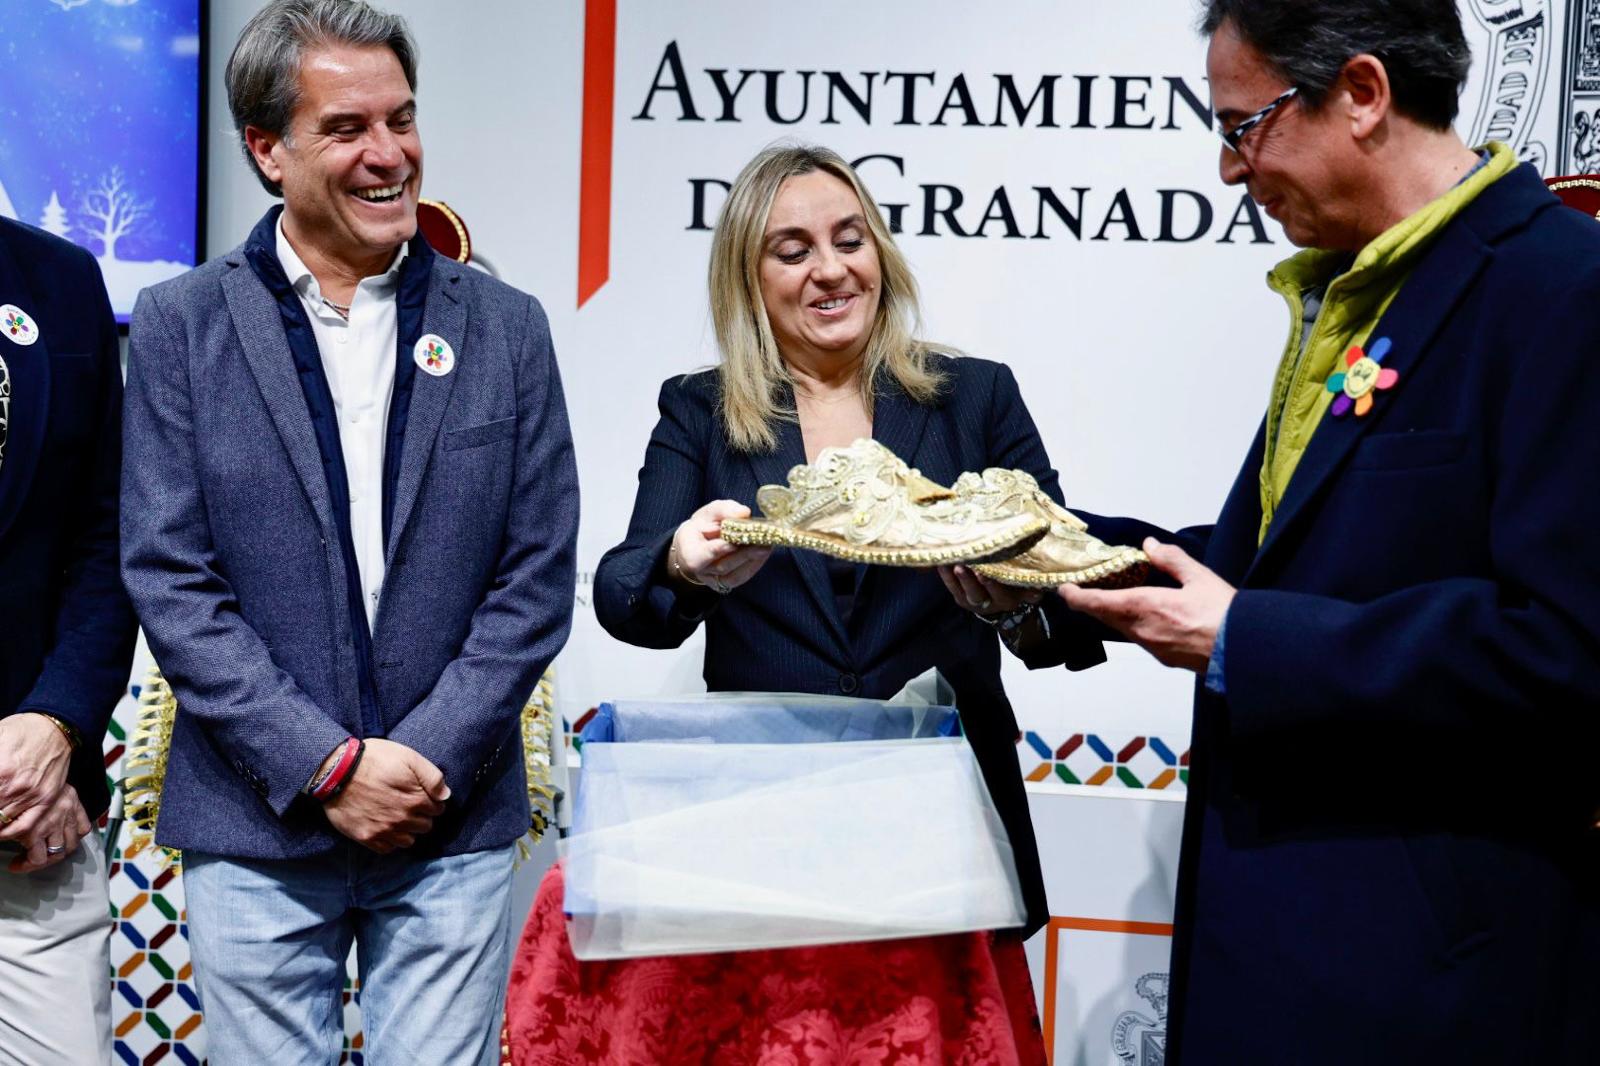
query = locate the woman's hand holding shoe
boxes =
[937,564,1040,617]
[669,500,774,595]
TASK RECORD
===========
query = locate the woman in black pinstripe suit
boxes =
[595,144,1103,939]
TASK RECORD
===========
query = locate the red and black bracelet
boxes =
[309,737,365,801]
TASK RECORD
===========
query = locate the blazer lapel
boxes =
[385,260,466,566]
[1249,218,1493,575]
[871,376,932,478]
[1207,417,1269,584]
[221,258,338,537]
[745,394,852,653]
[0,234,50,543]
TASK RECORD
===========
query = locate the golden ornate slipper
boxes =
[721,439,1049,566]
[952,468,1149,589]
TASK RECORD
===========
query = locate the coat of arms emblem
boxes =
[1111,972,1168,1066]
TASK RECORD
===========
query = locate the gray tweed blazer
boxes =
[121,234,577,859]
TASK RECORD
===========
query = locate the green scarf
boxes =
[1256,141,1517,543]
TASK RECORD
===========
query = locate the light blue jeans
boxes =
[183,843,516,1066]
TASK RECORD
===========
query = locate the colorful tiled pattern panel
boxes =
[104,678,371,1065]
[571,707,1193,795]
[1020,731,1190,790]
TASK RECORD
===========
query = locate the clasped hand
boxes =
[1058,539,1235,673]
[0,713,88,873]
[321,738,451,854]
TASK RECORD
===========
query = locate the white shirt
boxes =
[275,217,407,632]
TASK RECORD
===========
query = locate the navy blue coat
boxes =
[1085,164,1600,1063]
[0,218,136,820]
[122,219,578,859]
[595,354,1099,938]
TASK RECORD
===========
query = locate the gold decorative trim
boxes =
[517,670,557,861]
[419,198,472,263]
[1547,178,1600,222]
[123,666,181,869]
[975,549,1151,589]
[721,515,1049,567]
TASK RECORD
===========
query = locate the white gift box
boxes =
[563,689,1026,960]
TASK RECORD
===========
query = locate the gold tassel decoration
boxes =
[122,666,182,869]
[518,668,558,862]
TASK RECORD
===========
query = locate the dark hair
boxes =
[1200,0,1471,130]
[225,0,418,196]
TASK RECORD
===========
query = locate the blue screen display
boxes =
[0,0,202,323]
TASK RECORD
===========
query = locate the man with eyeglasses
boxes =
[1046,1,1600,1061]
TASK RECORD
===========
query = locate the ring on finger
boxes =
[45,844,65,855]
[973,598,993,613]
[711,577,730,595]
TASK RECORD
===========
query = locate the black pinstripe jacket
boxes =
[595,353,1105,936]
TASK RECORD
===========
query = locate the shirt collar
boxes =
[274,213,408,303]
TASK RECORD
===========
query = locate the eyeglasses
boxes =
[1217,86,1299,153]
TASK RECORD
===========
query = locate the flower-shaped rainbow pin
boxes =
[5,311,30,338]
[1326,337,1399,417]
[423,339,446,370]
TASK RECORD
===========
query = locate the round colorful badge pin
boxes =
[0,305,40,347]
[1326,337,1399,417]
[414,334,454,377]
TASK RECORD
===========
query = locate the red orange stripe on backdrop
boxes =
[577,0,616,307]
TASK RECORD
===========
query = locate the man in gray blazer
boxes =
[121,2,577,1061]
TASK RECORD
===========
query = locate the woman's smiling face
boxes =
[758,170,883,367]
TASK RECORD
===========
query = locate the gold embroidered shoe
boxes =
[953,468,1149,589]
[721,439,1049,566]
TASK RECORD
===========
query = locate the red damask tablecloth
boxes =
[506,862,1048,1066]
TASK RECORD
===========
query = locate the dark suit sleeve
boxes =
[1076,514,1213,565]
[15,249,136,751]
[122,286,349,816]
[976,362,1105,670]
[1222,262,1600,802]
[593,375,722,648]
[386,295,578,802]
[982,362,1213,662]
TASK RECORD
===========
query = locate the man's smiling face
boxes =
[255,41,422,271]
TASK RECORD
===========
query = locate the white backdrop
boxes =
[203,0,1586,747]
[173,1,1591,1061]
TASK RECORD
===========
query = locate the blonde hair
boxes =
[708,143,947,452]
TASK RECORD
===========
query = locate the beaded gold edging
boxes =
[418,198,472,263]
[123,666,181,869]
[720,516,1049,567]
[1546,178,1600,222]
[975,550,1151,589]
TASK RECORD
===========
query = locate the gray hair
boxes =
[226,0,418,196]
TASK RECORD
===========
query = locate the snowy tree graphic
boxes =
[78,167,152,261]
[39,192,69,238]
